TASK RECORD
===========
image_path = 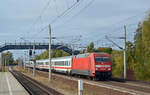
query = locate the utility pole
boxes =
[33,45,36,79]
[24,51,27,69]
[49,24,52,81]
[4,57,6,71]
[105,25,127,79]
[72,44,74,56]
[124,25,127,79]
[28,49,30,73]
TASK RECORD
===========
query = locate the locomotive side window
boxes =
[95,57,109,62]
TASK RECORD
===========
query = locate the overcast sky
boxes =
[0,0,150,59]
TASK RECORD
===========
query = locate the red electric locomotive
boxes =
[71,53,112,80]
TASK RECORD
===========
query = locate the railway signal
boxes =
[29,49,32,56]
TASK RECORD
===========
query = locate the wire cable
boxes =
[34,0,83,37]
[17,0,52,40]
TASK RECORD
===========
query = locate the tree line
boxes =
[111,13,150,81]
[125,13,150,81]
[1,51,15,66]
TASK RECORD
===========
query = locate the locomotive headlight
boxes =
[108,68,111,70]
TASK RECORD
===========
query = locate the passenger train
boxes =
[26,52,112,80]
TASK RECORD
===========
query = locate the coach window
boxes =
[62,61,64,66]
[61,61,63,66]
[67,61,69,66]
[57,62,59,65]
[59,61,60,65]
[63,61,65,66]
[55,62,57,65]
[59,61,61,66]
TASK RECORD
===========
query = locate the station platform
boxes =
[0,72,29,95]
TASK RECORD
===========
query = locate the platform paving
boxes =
[0,72,29,95]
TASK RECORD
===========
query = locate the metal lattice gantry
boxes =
[0,42,80,55]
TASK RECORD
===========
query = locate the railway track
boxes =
[10,70,63,95]
[32,69,150,95]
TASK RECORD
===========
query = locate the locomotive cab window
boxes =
[95,57,109,62]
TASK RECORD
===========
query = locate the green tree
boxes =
[133,14,150,81]
[2,51,14,66]
[36,49,70,60]
[111,50,124,78]
[126,41,135,70]
[86,42,95,52]
[96,47,112,54]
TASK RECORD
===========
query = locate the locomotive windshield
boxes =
[95,57,109,62]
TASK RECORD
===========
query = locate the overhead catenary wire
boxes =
[62,0,95,24]
[17,0,52,40]
[16,0,150,49]
[35,0,96,39]
[50,0,81,24]
[53,0,59,17]
[88,10,150,44]
[52,0,146,47]
[33,0,83,37]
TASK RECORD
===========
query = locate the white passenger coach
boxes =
[27,56,73,74]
